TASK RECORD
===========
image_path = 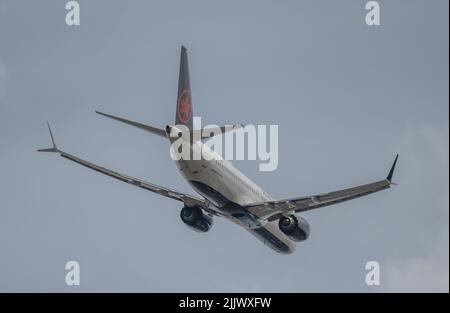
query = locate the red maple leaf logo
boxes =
[177,90,192,123]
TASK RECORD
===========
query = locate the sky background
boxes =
[0,0,448,292]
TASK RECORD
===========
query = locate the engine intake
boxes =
[278,215,310,242]
[180,206,213,233]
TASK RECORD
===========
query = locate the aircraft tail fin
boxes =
[175,46,193,130]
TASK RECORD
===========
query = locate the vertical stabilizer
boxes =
[175,46,193,129]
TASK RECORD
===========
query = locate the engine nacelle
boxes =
[180,206,213,233]
[278,215,310,242]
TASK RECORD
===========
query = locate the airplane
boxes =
[38,46,398,254]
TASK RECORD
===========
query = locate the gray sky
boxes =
[0,0,448,292]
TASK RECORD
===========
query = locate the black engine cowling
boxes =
[180,206,213,233]
[278,215,310,242]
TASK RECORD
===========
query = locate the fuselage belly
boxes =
[173,137,295,254]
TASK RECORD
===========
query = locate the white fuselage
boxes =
[169,128,296,254]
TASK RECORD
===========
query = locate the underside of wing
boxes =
[38,123,221,217]
[245,155,398,221]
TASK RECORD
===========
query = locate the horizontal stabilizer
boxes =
[96,111,166,138]
[192,124,245,140]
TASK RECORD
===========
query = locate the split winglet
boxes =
[37,122,59,153]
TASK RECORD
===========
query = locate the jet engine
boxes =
[278,215,310,242]
[180,205,213,233]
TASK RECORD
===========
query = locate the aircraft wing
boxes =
[38,123,220,216]
[245,155,398,221]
